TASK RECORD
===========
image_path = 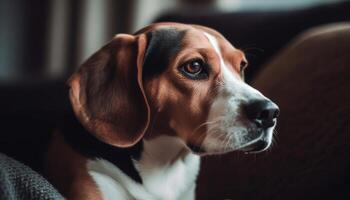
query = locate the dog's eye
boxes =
[179,59,208,80]
[185,60,203,74]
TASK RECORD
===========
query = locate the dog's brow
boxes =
[203,32,221,56]
[203,31,242,82]
[203,32,226,70]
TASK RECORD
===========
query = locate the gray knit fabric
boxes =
[0,153,64,200]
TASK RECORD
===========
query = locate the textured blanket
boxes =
[0,153,64,200]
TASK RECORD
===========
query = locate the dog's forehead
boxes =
[136,22,228,45]
[156,23,239,56]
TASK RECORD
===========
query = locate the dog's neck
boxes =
[130,136,200,200]
[140,136,190,165]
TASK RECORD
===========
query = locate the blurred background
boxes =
[0,0,349,199]
[0,0,348,83]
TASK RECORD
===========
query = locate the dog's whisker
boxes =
[190,116,226,137]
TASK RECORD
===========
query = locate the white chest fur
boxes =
[88,136,200,200]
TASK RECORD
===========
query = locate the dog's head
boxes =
[69,22,279,155]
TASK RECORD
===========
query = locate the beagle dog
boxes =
[45,22,279,200]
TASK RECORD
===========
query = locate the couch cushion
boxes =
[197,23,350,200]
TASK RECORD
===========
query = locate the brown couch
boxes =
[197,23,350,200]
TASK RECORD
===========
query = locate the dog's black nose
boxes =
[245,100,279,128]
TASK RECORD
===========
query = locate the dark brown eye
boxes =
[184,60,203,75]
[179,59,208,80]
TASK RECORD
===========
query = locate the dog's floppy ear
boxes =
[68,34,150,147]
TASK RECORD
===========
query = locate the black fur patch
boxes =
[59,97,143,184]
[143,28,186,79]
[187,143,206,154]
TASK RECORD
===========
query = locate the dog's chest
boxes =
[88,136,200,200]
[135,153,200,200]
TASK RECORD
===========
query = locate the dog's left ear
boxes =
[68,34,150,147]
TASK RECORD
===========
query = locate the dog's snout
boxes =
[245,100,279,128]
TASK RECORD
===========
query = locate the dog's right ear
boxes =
[67,34,150,148]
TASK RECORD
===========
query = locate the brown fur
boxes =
[45,131,103,200]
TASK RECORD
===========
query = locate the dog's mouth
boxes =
[236,122,274,154]
[186,124,275,155]
[239,139,270,153]
[188,137,270,155]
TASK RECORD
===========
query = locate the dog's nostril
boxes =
[260,110,270,120]
[260,107,279,121]
[245,100,279,128]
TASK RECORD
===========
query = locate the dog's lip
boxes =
[240,139,269,154]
